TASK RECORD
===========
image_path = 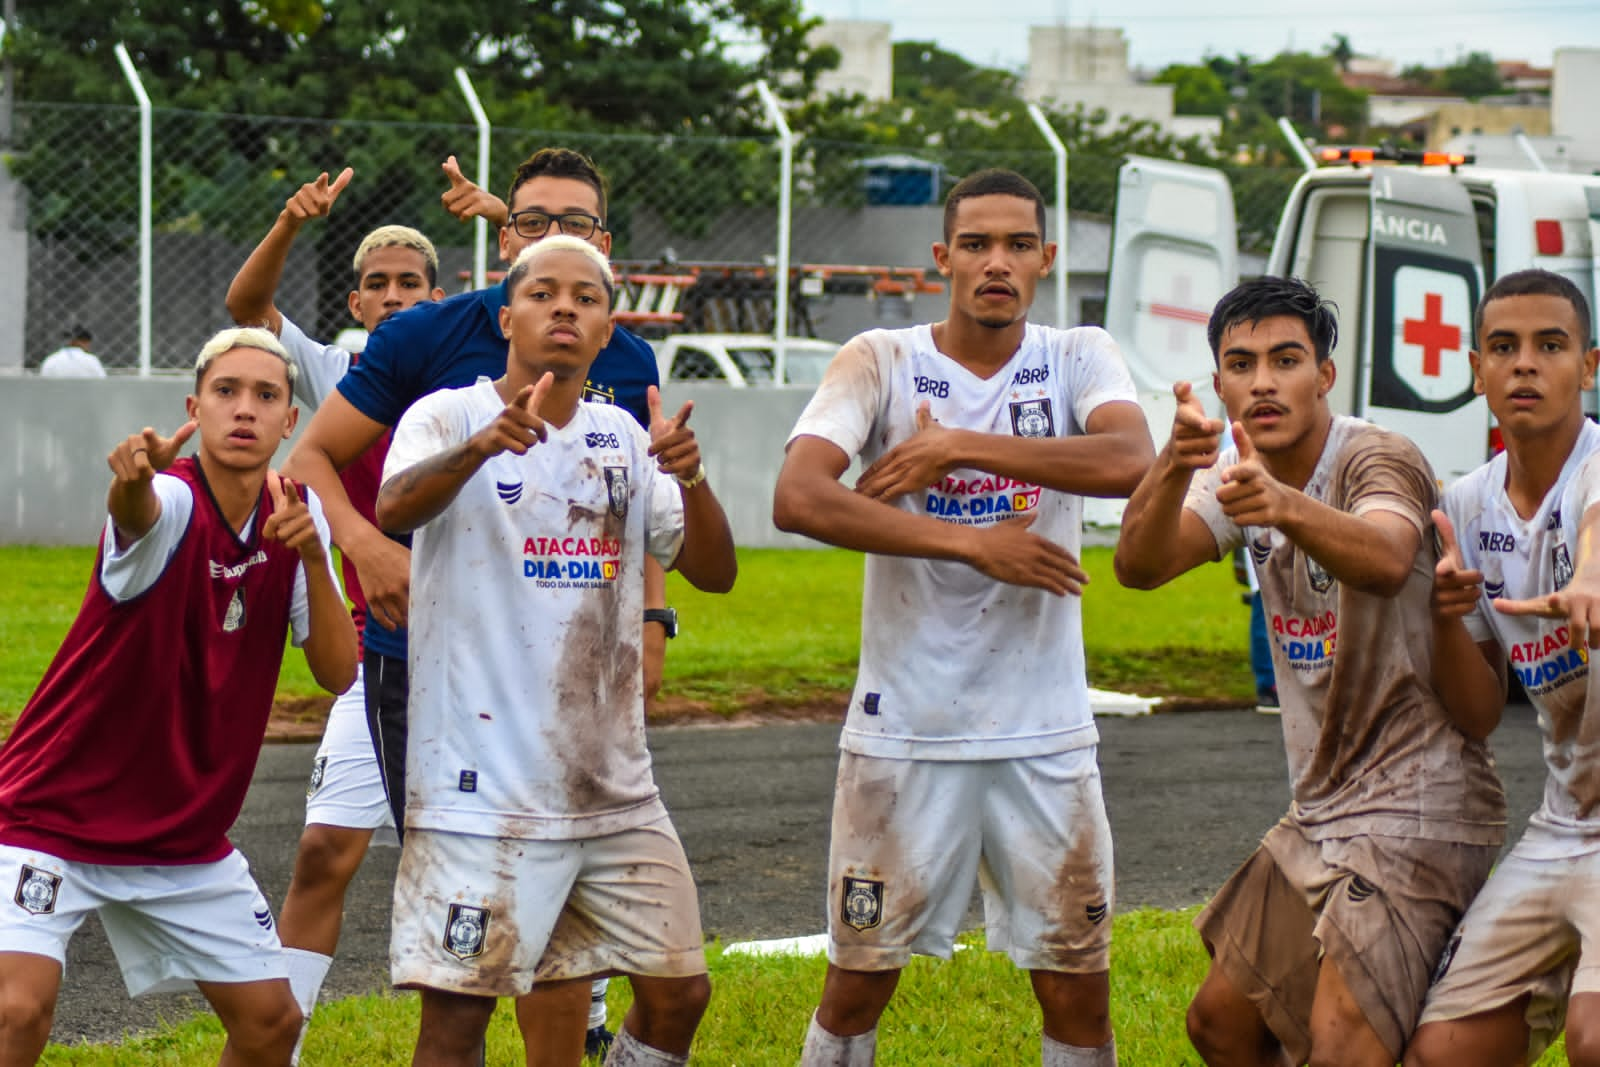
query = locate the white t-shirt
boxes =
[278,314,351,411]
[386,379,685,840]
[39,346,106,378]
[787,322,1138,760]
[1445,419,1600,851]
[99,473,334,646]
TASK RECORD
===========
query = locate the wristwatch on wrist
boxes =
[644,607,679,639]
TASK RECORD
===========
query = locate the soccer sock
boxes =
[800,1014,877,1066]
[603,1026,689,1066]
[282,948,332,1066]
[1042,1033,1117,1066]
[590,977,611,1030]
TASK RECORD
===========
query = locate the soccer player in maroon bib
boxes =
[0,327,356,1066]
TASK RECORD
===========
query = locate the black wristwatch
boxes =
[644,607,679,639]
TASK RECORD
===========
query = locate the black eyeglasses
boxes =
[507,209,604,240]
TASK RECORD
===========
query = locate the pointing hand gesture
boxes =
[107,421,197,484]
[1167,381,1225,471]
[856,400,955,501]
[283,168,353,224]
[472,375,551,459]
[262,471,325,563]
[1216,422,1293,528]
[1494,526,1600,650]
[440,155,510,228]
[1431,510,1484,622]
[647,386,704,484]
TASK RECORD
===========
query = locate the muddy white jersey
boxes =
[1445,420,1600,849]
[1187,415,1504,845]
[385,379,684,840]
[789,322,1137,760]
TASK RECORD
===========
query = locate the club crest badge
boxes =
[841,876,884,931]
[1009,398,1055,439]
[583,381,616,405]
[14,865,60,915]
[443,903,489,960]
[306,756,327,798]
[222,588,246,633]
[604,466,629,519]
[1305,554,1335,595]
[1555,543,1574,591]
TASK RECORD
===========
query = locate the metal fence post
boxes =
[754,81,792,382]
[113,44,152,375]
[1026,103,1068,329]
[454,68,492,290]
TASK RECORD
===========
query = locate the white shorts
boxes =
[826,747,1114,973]
[1419,825,1600,1062]
[390,815,706,997]
[0,844,286,997]
[304,665,397,846]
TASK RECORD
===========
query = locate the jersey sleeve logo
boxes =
[1555,543,1574,590]
[14,865,61,915]
[1305,554,1335,595]
[841,876,884,931]
[443,903,490,960]
[604,466,629,518]
[496,479,524,506]
[1009,398,1055,439]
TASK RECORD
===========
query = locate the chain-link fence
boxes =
[4,101,1300,371]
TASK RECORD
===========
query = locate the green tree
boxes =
[1325,34,1355,74]
[5,0,832,334]
[1153,64,1232,117]
[1438,51,1502,99]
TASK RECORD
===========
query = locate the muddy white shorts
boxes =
[304,665,398,845]
[390,815,706,997]
[0,843,286,996]
[1419,824,1600,1063]
[825,746,1113,974]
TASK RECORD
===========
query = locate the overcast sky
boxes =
[801,0,1598,73]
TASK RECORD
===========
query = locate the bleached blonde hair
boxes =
[351,225,440,288]
[505,234,615,307]
[193,326,297,389]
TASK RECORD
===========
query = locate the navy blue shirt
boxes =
[337,278,659,659]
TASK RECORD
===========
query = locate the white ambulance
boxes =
[1103,146,1600,490]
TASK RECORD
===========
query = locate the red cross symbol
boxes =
[1148,274,1210,351]
[1402,293,1461,377]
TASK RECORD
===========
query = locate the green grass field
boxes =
[2,544,1255,730]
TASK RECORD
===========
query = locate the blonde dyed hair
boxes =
[193,326,298,389]
[505,234,615,307]
[351,225,440,288]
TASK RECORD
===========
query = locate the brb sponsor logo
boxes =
[925,474,1042,525]
[1273,610,1337,672]
[1510,627,1588,695]
[522,535,621,589]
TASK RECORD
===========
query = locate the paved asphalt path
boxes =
[49,708,1549,1045]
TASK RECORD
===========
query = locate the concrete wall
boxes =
[0,377,829,549]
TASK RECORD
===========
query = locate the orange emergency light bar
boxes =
[1317,146,1475,169]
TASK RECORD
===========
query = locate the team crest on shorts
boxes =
[444,903,490,960]
[14,865,60,915]
[306,756,327,798]
[1009,398,1055,439]
[841,877,884,931]
[604,466,629,518]
[1555,543,1574,590]
[1305,554,1335,595]
[222,588,246,633]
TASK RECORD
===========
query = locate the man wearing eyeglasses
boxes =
[283,147,662,1064]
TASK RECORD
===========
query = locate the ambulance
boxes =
[1103,144,1600,490]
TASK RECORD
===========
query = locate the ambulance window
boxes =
[1471,195,1496,284]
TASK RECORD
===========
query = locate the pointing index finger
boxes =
[1432,509,1461,563]
[443,155,469,188]
[1231,421,1257,462]
[328,167,353,198]
[266,469,287,513]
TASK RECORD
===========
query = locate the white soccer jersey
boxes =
[386,380,684,840]
[1445,419,1600,849]
[788,322,1138,760]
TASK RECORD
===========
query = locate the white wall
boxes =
[0,377,826,549]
